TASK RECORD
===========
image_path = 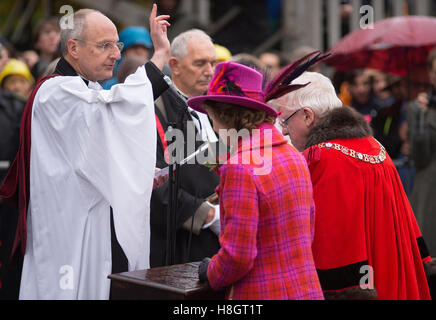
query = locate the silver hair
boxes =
[170,29,213,59]
[270,71,343,117]
[60,8,99,56]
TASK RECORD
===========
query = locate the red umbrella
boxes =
[326,16,436,76]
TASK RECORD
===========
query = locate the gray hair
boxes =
[270,71,343,117]
[60,9,99,56]
[170,29,212,59]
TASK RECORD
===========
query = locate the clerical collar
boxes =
[54,57,89,86]
[172,84,189,101]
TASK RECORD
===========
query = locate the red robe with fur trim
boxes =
[303,107,431,300]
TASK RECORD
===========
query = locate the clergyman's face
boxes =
[172,38,217,97]
[74,13,121,82]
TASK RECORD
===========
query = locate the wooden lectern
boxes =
[108,262,225,300]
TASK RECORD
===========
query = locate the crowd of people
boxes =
[0,2,435,301]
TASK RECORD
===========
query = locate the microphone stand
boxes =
[166,129,175,266]
[164,78,190,266]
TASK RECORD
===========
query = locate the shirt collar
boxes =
[54,57,90,86]
[174,85,189,101]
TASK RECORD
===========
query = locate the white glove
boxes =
[202,203,220,236]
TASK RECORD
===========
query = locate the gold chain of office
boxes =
[317,140,387,164]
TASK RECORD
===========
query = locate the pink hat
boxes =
[187,61,278,117]
[187,52,331,118]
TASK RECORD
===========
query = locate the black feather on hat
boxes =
[263,51,332,102]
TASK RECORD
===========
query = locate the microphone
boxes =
[163,75,191,118]
[163,76,188,101]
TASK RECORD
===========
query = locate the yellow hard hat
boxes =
[214,44,232,62]
[0,58,35,85]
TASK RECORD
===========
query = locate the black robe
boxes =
[0,90,25,299]
[150,89,221,267]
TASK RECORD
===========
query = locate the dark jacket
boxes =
[407,99,436,257]
[150,90,221,267]
[0,90,25,299]
[0,90,25,181]
[371,99,405,160]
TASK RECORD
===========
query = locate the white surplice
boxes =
[19,66,156,300]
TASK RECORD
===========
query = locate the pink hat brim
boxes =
[187,95,278,117]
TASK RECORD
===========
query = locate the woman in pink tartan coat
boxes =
[187,60,324,300]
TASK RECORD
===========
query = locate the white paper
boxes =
[154,143,210,179]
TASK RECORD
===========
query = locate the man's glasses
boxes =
[74,39,124,53]
[279,108,302,128]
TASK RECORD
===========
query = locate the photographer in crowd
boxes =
[408,48,436,257]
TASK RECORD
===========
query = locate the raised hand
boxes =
[149,3,171,70]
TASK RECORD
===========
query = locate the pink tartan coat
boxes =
[207,123,324,300]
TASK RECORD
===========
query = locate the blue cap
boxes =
[119,26,152,51]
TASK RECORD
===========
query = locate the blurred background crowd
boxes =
[1,0,436,296]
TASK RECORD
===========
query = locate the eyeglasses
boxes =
[279,109,302,128]
[74,39,124,53]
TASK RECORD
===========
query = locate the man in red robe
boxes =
[271,71,434,300]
